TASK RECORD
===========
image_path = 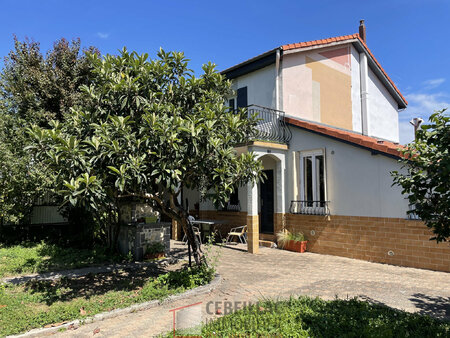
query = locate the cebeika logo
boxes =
[205,300,255,315]
[169,300,256,336]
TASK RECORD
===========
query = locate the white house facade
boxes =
[179,22,450,272]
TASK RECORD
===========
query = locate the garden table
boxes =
[191,219,225,242]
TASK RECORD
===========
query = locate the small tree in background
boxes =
[29,48,263,264]
[392,109,449,242]
[0,37,98,226]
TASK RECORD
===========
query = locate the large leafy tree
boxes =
[29,49,263,264]
[392,109,449,242]
[1,37,98,126]
[0,37,98,224]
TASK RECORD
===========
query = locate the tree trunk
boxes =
[178,213,204,266]
[167,193,205,266]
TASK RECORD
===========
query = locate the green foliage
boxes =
[171,296,449,337]
[0,242,123,278]
[1,37,98,126]
[28,48,263,256]
[0,266,213,336]
[392,109,450,242]
[202,232,223,272]
[0,113,48,224]
[145,242,165,255]
[276,229,306,248]
[0,37,99,225]
[156,265,214,290]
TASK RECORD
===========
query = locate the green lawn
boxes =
[0,266,213,337]
[0,242,125,278]
[173,296,449,337]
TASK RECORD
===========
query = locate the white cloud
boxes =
[422,78,445,90]
[96,32,109,39]
[399,91,449,144]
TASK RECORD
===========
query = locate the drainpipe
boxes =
[275,48,281,111]
[359,51,369,135]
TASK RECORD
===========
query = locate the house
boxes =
[179,21,450,272]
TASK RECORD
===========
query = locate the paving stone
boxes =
[49,241,449,337]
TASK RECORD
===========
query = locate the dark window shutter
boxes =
[228,98,235,112]
[237,87,248,108]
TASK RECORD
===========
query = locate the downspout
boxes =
[275,48,281,111]
[359,51,369,135]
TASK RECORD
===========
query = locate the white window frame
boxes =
[298,149,327,214]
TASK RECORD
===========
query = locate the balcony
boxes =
[247,105,292,144]
[290,200,330,216]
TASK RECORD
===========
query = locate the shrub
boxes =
[276,229,306,248]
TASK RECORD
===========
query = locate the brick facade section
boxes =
[285,214,450,272]
[198,210,247,238]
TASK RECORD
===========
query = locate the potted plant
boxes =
[276,229,307,253]
[144,241,165,260]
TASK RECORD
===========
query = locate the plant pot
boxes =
[284,239,307,253]
[144,252,165,260]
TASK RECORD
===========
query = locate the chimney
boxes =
[359,20,366,43]
[410,117,424,139]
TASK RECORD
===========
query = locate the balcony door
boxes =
[260,169,274,234]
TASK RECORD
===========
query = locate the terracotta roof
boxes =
[354,35,408,105]
[282,33,407,105]
[282,34,360,51]
[285,116,405,158]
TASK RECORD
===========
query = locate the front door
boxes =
[260,169,274,233]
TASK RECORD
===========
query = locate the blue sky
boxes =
[1,0,449,144]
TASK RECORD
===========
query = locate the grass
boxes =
[0,242,125,278]
[0,265,214,337]
[172,296,449,337]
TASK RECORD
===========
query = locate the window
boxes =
[299,150,326,211]
[221,186,240,211]
[227,86,247,114]
[228,98,235,112]
[236,87,247,109]
[230,187,239,206]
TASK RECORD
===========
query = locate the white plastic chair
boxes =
[226,225,247,245]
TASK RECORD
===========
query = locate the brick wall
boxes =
[285,214,450,272]
[198,210,247,239]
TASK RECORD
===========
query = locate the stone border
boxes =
[7,274,221,338]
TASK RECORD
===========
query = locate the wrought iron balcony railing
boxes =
[290,200,330,216]
[220,201,241,212]
[247,105,292,144]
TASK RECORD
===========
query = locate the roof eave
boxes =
[352,38,408,109]
[221,47,279,79]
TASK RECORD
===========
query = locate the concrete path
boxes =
[2,259,181,285]
[48,241,449,337]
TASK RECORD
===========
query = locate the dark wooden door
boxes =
[260,170,274,233]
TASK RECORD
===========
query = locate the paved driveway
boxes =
[54,241,450,337]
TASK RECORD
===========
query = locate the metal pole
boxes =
[188,240,192,267]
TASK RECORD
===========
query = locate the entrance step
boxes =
[259,240,277,248]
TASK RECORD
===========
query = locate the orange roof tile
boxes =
[285,117,405,158]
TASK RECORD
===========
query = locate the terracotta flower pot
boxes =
[144,252,165,260]
[284,239,307,253]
